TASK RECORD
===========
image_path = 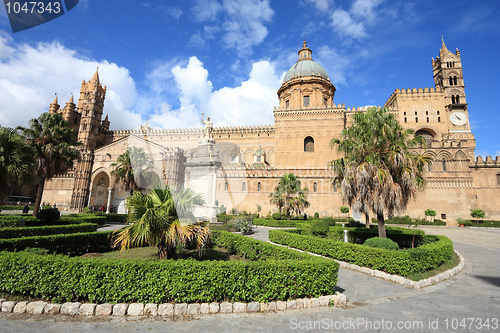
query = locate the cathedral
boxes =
[41,40,500,223]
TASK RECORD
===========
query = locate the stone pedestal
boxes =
[184,139,220,223]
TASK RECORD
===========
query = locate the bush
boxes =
[0,231,114,255]
[0,223,98,239]
[105,213,127,223]
[269,230,453,276]
[340,206,349,214]
[314,212,319,219]
[470,209,485,222]
[36,208,60,224]
[424,209,436,217]
[228,217,253,235]
[0,231,338,304]
[364,237,399,250]
[272,212,283,220]
[310,221,330,237]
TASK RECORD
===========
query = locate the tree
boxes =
[330,107,431,238]
[18,113,80,216]
[113,187,210,259]
[0,127,34,204]
[470,209,485,223]
[269,173,310,219]
[111,147,158,192]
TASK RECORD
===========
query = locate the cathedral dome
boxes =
[282,41,330,83]
[283,59,329,83]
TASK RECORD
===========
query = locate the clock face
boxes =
[450,111,467,126]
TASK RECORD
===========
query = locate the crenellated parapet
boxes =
[473,156,500,168]
[384,87,441,108]
[274,106,345,119]
[213,125,275,135]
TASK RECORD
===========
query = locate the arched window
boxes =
[438,116,441,122]
[242,182,246,191]
[313,182,318,192]
[224,182,228,191]
[304,136,314,152]
[415,129,434,147]
[426,117,429,123]
[257,182,261,191]
[303,96,310,107]
[442,159,447,172]
[415,117,418,123]
[497,174,500,186]
[404,117,407,123]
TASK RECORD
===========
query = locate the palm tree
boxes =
[18,113,80,216]
[330,107,431,238]
[111,147,157,192]
[269,173,310,219]
[0,127,34,204]
[112,187,210,259]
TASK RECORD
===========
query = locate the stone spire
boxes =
[49,94,60,114]
[90,67,100,84]
[440,36,449,56]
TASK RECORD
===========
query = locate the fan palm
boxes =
[0,127,34,204]
[112,187,210,259]
[269,173,310,219]
[330,107,431,238]
[18,113,80,216]
[111,147,157,192]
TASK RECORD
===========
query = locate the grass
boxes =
[406,252,460,281]
[84,245,244,261]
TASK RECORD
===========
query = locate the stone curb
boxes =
[0,293,346,317]
[269,241,465,289]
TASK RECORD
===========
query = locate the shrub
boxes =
[272,212,283,220]
[0,231,338,304]
[364,237,399,250]
[229,217,253,235]
[0,223,98,239]
[470,209,485,222]
[36,208,60,224]
[269,230,453,276]
[340,206,349,214]
[314,212,319,219]
[105,213,127,223]
[310,221,330,237]
[0,231,114,255]
[424,209,436,217]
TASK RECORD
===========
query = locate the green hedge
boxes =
[0,215,37,227]
[0,214,107,227]
[379,216,447,226]
[269,230,453,277]
[105,213,128,223]
[463,220,500,228]
[0,223,98,239]
[0,205,33,211]
[0,231,338,304]
[0,231,114,255]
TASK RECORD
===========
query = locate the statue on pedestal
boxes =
[201,114,213,139]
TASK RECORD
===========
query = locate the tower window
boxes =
[403,112,406,116]
[415,111,418,115]
[425,111,428,115]
[438,116,441,122]
[415,117,418,123]
[313,182,318,192]
[242,182,246,191]
[452,95,460,104]
[224,182,228,191]
[286,100,289,109]
[437,111,440,115]
[324,98,328,107]
[426,117,429,123]
[257,182,261,191]
[303,96,310,107]
[442,159,447,172]
[304,136,314,152]
[416,129,433,147]
[496,174,500,186]
[404,117,407,123]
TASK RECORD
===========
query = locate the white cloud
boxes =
[159,6,183,20]
[316,45,350,86]
[0,34,141,130]
[331,9,366,39]
[305,0,333,11]
[190,0,274,56]
[148,57,280,130]
[330,0,384,39]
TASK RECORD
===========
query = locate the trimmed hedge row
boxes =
[269,230,453,277]
[0,223,99,239]
[0,214,107,227]
[463,220,500,228]
[0,231,339,303]
[380,216,447,226]
[0,231,114,255]
[0,205,33,211]
[105,213,128,223]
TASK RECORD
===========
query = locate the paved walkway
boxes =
[1,226,499,332]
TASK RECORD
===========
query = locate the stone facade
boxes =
[41,41,500,222]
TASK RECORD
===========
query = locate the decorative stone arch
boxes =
[454,150,467,160]
[437,151,453,173]
[89,169,112,209]
[304,136,314,152]
[479,172,489,188]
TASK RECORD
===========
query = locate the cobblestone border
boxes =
[0,292,347,317]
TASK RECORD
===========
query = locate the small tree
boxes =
[424,209,436,222]
[340,206,349,218]
[470,209,485,223]
[269,173,310,219]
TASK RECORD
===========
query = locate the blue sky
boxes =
[0,0,499,157]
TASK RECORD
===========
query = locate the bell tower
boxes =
[77,69,107,149]
[432,38,470,132]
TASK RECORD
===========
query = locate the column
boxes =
[106,187,113,214]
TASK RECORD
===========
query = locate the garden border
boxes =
[0,292,347,317]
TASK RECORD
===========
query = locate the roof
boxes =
[283,59,330,83]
